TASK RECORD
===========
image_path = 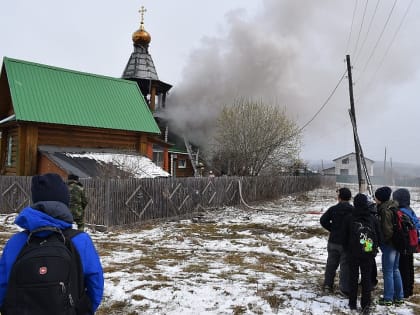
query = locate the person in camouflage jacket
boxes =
[67,174,88,230]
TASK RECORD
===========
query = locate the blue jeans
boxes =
[381,244,404,301]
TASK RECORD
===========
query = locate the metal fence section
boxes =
[0,175,335,227]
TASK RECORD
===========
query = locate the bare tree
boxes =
[211,99,301,176]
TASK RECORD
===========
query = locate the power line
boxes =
[356,0,414,103]
[345,0,359,54]
[357,0,397,81]
[352,0,370,58]
[299,70,347,132]
[354,0,381,64]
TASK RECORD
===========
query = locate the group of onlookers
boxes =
[320,186,419,314]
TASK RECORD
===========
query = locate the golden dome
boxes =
[132,6,151,45]
[132,27,151,45]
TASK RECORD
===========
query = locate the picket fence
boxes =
[0,175,335,227]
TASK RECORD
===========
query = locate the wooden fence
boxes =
[0,175,335,227]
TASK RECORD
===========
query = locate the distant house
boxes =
[0,57,165,177]
[323,152,374,176]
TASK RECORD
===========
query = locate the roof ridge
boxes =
[3,56,136,86]
[2,56,160,134]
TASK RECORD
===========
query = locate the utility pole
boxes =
[346,55,364,192]
[384,147,387,184]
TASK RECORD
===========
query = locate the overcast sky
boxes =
[1,0,419,165]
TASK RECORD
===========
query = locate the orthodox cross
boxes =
[139,6,147,28]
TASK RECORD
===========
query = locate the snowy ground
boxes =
[1,185,419,314]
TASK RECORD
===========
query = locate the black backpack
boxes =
[391,208,418,255]
[351,217,378,257]
[1,227,92,315]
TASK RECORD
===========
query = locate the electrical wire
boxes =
[354,0,380,64]
[345,0,359,54]
[352,0,370,59]
[356,0,414,103]
[299,70,347,132]
[357,0,397,81]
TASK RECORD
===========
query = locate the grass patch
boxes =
[231,305,247,315]
[183,263,209,273]
[261,294,283,312]
[95,301,140,315]
[224,253,244,265]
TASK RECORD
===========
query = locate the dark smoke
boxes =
[165,0,419,160]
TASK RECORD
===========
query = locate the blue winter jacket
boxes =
[393,188,420,243]
[0,202,104,312]
[400,207,420,243]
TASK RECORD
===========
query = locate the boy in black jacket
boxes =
[320,187,354,294]
[343,193,382,313]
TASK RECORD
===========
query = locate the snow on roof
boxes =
[65,152,170,178]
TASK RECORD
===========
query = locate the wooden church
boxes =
[0,7,195,178]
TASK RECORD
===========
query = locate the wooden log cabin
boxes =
[0,57,169,176]
[0,7,198,178]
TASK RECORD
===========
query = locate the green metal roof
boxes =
[2,57,160,134]
[169,146,188,154]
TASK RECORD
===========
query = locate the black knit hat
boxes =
[337,187,352,201]
[374,186,392,202]
[392,188,411,208]
[68,173,79,181]
[354,193,368,209]
[31,173,70,206]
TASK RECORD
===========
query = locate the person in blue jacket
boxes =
[0,173,104,314]
[392,188,420,298]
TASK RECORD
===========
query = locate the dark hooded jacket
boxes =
[343,202,383,254]
[377,199,399,246]
[320,201,354,245]
[0,201,104,312]
[393,188,420,241]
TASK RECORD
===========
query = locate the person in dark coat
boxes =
[68,174,88,231]
[343,193,382,313]
[0,173,104,314]
[367,197,380,289]
[392,188,420,298]
[320,187,354,294]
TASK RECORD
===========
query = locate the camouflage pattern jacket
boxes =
[67,179,88,226]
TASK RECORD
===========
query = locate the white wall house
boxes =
[331,152,374,176]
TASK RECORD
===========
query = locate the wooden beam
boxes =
[0,130,7,174]
[24,125,38,175]
[163,147,169,171]
[149,86,156,112]
[138,134,148,156]
[16,125,27,176]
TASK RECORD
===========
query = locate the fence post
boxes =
[105,179,111,227]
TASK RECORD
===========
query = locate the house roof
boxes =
[39,145,169,178]
[333,152,375,163]
[1,57,160,134]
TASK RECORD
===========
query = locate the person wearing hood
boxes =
[374,186,404,306]
[342,193,382,313]
[392,188,420,298]
[0,173,104,314]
